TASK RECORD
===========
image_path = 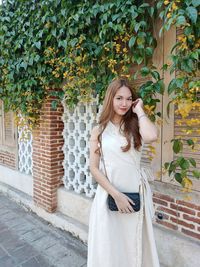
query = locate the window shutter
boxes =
[3,110,16,146]
[174,106,200,177]
[0,101,3,144]
[175,28,200,180]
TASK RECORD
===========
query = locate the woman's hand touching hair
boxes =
[131,98,143,114]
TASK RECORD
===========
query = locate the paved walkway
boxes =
[0,193,87,267]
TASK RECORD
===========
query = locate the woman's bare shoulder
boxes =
[90,125,101,141]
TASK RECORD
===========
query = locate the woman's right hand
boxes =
[113,192,135,213]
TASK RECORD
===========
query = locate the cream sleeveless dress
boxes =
[87,121,160,267]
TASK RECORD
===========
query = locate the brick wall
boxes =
[32,95,64,213]
[0,150,16,169]
[153,192,200,240]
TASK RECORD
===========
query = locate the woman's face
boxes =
[113,86,133,117]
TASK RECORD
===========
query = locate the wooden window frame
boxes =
[0,100,17,154]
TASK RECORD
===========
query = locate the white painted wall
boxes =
[57,186,92,226]
[0,165,33,196]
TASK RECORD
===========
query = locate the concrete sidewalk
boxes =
[0,193,87,267]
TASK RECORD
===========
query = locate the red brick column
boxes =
[32,95,64,212]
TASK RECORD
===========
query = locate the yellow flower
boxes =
[108,59,117,68]
[181,177,193,192]
[63,72,68,78]
[115,44,121,53]
[167,13,172,19]
[188,35,195,39]
[121,65,126,72]
[164,0,169,5]
[104,47,110,52]
[144,105,155,115]
[172,3,178,11]
[123,47,128,53]
[121,74,130,78]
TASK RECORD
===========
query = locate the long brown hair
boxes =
[97,78,142,152]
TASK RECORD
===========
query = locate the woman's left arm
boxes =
[132,98,159,143]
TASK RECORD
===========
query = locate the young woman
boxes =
[87,78,160,267]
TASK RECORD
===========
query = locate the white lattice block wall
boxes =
[62,101,100,198]
[18,128,33,175]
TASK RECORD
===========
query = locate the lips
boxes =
[119,108,127,112]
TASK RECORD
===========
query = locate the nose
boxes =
[122,99,127,107]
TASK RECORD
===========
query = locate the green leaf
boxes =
[51,100,58,110]
[134,22,141,33]
[192,0,200,7]
[159,10,165,20]
[137,37,145,45]
[189,158,196,167]
[191,51,199,60]
[151,71,160,80]
[169,162,176,176]
[140,67,150,76]
[168,79,177,95]
[139,3,150,8]
[21,62,28,70]
[175,173,182,184]
[58,40,67,48]
[176,77,185,88]
[70,38,78,47]
[173,139,183,154]
[166,101,173,118]
[157,1,163,9]
[176,16,186,26]
[52,29,57,37]
[186,139,194,146]
[136,56,143,64]
[29,57,34,66]
[186,7,198,24]
[145,47,153,57]
[192,170,200,179]
[34,55,40,62]
[155,80,164,94]
[184,26,193,36]
[148,7,154,17]
[162,64,169,71]
[133,70,139,80]
[171,42,180,53]
[34,41,41,50]
[128,36,136,48]
[179,158,190,170]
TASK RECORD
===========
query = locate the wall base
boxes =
[0,180,199,267]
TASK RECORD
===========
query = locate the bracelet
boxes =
[138,114,147,120]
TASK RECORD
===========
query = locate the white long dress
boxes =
[87,121,160,267]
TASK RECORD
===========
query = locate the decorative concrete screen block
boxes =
[18,128,33,175]
[62,101,100,198]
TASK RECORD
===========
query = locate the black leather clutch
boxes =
[108,192,140,212]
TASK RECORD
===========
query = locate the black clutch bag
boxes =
[108,192,140,212]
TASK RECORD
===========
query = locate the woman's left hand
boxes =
[132,98,143,114]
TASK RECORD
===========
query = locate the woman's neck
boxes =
[111,115,122,125]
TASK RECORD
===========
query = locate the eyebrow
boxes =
[115,95,132,98]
